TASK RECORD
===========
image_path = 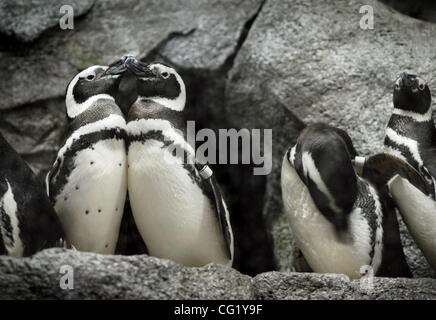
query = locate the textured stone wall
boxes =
[0,0,435,298]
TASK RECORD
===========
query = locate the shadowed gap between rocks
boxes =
[379,0,436,24]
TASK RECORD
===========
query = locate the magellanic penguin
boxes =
[281,123,411,279]
[0,133,65,256]
[124,57,234,267]
[46,61,128,254]
[380,72,436,271]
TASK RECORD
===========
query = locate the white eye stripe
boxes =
[417,77,426,90]
[65,65,111,118]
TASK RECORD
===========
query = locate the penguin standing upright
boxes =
[281,123,411,279]
[381,72,436,271]
[0,133,64,256]
[124,57,234,267]
[46,61,128,254]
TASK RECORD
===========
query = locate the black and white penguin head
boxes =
[65,62,126,119]
[286,123,358,230]
[125,58,186,111]
[393,72,432,114]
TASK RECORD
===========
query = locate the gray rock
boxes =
[0,0,94,42]
[0,249,253,299]
[225,0,436,277]
[0,0,263,112]
[1,249,435,299]
[253,271,436,300]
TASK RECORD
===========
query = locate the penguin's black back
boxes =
[293,123,358,230]
[375,187,412,278]
[0,134,65,256]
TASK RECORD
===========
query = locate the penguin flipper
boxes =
[421,147,436,182]
[375,186,412,278]
[196,163,233,263]
[360,153,430,196]
[45,157,61,200]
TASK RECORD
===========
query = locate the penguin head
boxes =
[125,58,186,111]
[393,72,431,114]
[287,123,358,231]
[65,62,126,119]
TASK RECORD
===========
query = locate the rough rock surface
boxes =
[253,271,436,300]
[0,249,435,299]
[0,0,95,42]
[0,249,252,299]
[225,0,436,277]
[0,0,436,294]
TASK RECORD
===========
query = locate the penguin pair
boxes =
[282,72,436,278]
[47,57,234,267]
[281,123,412,279]
[0,133,65,257]
[357,72,436,272]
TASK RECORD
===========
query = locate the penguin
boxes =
[380,72,436,271]
[46,60,128,254]
[281,123,411,279]
[124,57,234,267]
[0,133,65,257]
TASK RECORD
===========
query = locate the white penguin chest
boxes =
[389,175,436,270]
[127,139,229,266]
[55,138,127,254]
[281,158,375,279]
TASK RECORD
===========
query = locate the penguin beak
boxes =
[101,59,128,77]
[125,57,155,78]
[400,72,418,90]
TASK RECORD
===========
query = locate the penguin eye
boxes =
[161,72,169,79]
[418,83,425,91]
[394,82,400,90]
[86,74,95,81]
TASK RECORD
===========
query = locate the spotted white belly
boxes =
[55,139,127,254]
[281,156,373,279]
[128,139,229,267]
[389,175,436,271]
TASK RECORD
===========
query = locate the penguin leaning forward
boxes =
[281,123,411,279]
[123,57,234,267]
[0,133,65,256]
[357,72,436,272]
[46,60,128,254]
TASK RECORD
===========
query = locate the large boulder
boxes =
[1,249,435,299]
[225,0,436,277]
[0,249,252,299]
[0,0,95,42]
